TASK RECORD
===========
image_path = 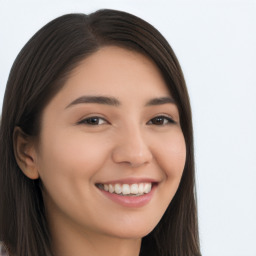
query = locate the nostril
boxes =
[111,127,153,163]
[128,161,148,168]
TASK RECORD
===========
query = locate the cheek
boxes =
[36,129,114,226]
[155,129,186,178]
[39,129,109,173]
[152,129,186,207]
[139,129,186,232]
[36,129,111,201]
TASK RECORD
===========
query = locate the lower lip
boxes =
[98,185,156,208]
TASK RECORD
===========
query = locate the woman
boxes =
[0,9,200,256]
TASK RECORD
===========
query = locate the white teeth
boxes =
[114,184,122,194]
[109,184,115,193]
[144,183,152,193]
[98,182,153,196]
[122,184,130,195]
[130,184,139,194]
[138,183,144,194]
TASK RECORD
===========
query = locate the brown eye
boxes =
[147,116,175,125]
[78,117,108,125]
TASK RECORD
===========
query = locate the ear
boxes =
[13,127,39,180]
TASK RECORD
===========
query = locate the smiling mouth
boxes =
[96,182,153,196]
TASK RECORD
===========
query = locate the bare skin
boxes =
[15,46,186,256]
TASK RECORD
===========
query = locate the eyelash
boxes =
[77,115,175,126]
[147,115,176,125]
[77,116,108,125]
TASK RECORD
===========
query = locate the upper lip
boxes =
[96,177,159,185]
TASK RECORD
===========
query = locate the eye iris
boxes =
[153,117,164,125]
[87,117,99,125]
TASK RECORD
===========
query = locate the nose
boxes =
[111,127,153,168]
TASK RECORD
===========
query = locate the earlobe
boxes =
[13,127,39,180]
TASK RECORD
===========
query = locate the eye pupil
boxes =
[153,117,164,125]
[78,116,107,126]
[87,117,99,125]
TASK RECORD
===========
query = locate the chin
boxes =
[102,220,157,240]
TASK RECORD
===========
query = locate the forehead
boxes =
[65,46,169,97]
[47,46,172,110]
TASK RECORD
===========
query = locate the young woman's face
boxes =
[35,46,186,239]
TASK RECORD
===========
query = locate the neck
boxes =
[54,236,141,256]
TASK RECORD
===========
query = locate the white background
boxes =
[0,0,255,255]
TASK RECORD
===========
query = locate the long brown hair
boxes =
[0,9,201,256]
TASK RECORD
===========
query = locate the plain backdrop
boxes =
[0,0,255,255]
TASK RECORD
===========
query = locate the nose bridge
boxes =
[112,122,152,167]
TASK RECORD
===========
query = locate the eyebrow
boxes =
[65,95,175,109]
[145,97,175,106]
[66,96,120,108]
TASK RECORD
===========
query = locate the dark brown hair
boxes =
[0,9,200,256]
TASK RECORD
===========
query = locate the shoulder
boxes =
[0,242,9,256]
